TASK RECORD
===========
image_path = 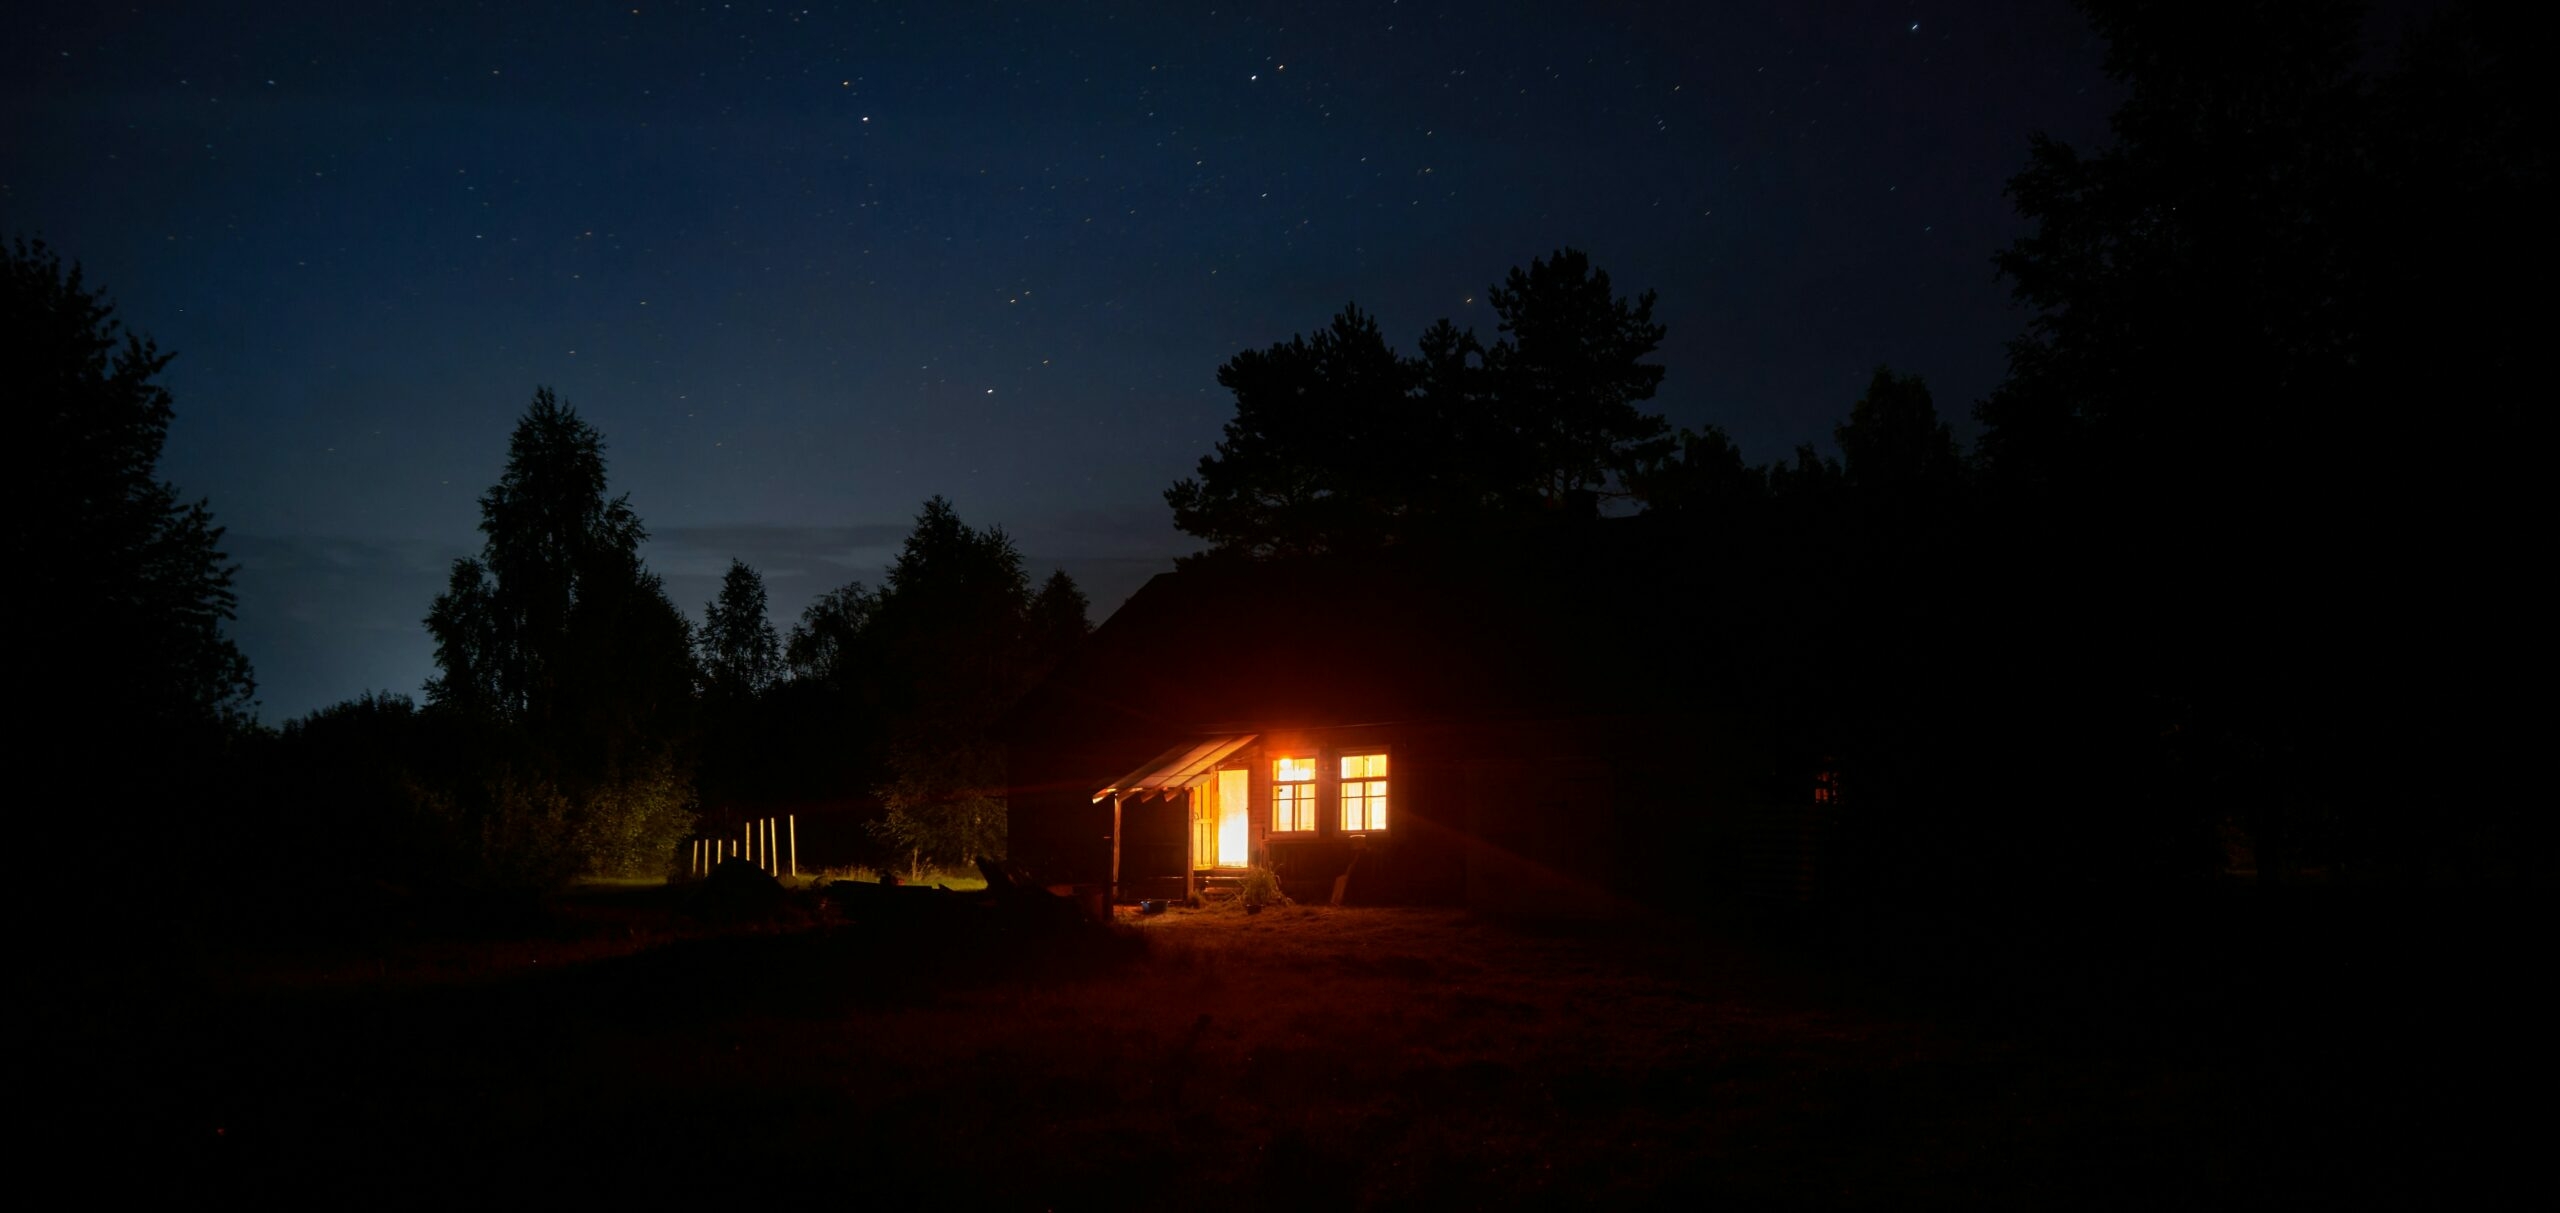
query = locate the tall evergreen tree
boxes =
[10,238,255,742]
[1480,248,1672,507]
[1026,568,1092,677]
[698,559,781,702]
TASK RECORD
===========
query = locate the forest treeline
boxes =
[1158,0,2534,892]
[15,221,1086,910]
[264,401,1093,901]
[15,0,2535,922]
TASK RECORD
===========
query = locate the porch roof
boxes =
[1092,733,1257,803]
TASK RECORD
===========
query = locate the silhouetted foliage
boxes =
[698,559,782,703]
[1956,0,2544,887]
[1167,248,1670,559]
[1165,306,1425,558]
[1027,567,1093,682]
[7,238,254,876]
[420,389,697,883]
[784,579,882,690]
[1479,248,1672,504]
[871,496,1037,733]
[1835,367,1965,511]
[1624,424,1767,522]
[856,497,1088,872]
[10,238,254,736]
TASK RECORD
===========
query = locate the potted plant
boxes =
[1236,865,1288,914]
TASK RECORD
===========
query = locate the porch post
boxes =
[1110,791,1123,904]
[1184,787,1197,906]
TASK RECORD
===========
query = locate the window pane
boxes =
[1275,756,1313,782]
[1273,783,1311,833]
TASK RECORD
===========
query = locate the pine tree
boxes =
[9,238,254,745]
[698,559,781,702]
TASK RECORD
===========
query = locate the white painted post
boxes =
[788,814,797,879]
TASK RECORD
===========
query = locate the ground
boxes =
[48,884,2526,1204]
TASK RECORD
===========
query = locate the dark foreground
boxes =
[47,883,2529,1205]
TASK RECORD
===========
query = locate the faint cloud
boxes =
[647,522,910,581]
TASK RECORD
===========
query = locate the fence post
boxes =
[788,814,797,880]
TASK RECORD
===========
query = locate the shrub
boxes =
[1237,865,1289,909]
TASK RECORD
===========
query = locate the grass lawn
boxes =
[61,887,2525,1204]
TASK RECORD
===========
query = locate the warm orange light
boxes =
[1341,752,1388,832]
[1272,756,1315,833]
[1216,768,1249,866]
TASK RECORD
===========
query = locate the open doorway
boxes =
[1193,766,1251,869]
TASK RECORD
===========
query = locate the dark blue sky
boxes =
[5,2,2118,723]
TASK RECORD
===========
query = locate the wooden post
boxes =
[764,818,776,876]
[788,814,797,879]
[1110,792,1124,905]
[1184,788,1197,907]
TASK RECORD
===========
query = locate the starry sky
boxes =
[4,2,2119,723]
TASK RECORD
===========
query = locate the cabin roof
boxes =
[1092,733,1257,802]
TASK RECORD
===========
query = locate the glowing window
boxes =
[1272,756,1316,833]
[1340,752,1388,832]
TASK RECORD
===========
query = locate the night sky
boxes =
[4,2,2118,723]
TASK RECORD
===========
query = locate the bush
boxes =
[1237,866,1289,909]
[576,758,697,879]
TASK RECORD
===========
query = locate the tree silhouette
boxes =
[1961,0,2546,886]
[870,497,1034,730]
[1835,367,1964,509]
[1026,567,1092,679]
[1625,424,1766,522]
[10,238,254,741]
[1480,248,1672,507]
[784,579,882,689]
[1166,305,1424,558]
[698,559,781,703]
[1167,249,1673,558]
[422,388,697,880]
[858,497,1090,873]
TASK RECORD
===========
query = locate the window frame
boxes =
[1337,750,1390,835]
[1269,754,1319,836]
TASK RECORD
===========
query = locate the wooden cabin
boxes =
[1003,522,1829,915]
